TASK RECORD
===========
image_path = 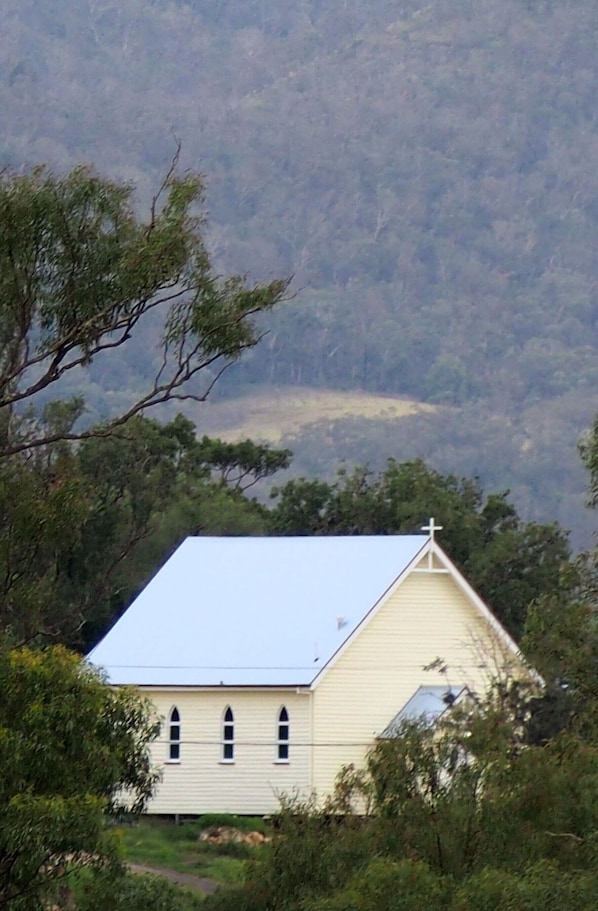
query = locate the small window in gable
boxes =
[222,706,234,761]
[277,706,289,762]
[168,707,181,762]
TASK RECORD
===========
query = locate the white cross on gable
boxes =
[422,517,443,542]
[421,517,443,570]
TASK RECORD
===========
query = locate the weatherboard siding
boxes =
[311,568,505,798]
[144,689,311,815]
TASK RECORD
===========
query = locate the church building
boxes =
[88,527,526,815]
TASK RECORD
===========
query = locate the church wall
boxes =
[311,564,519,799]
[141,687,312,815]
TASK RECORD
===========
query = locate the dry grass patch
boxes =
[193,386,435,444]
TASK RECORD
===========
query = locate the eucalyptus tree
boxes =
[0,160,288,455]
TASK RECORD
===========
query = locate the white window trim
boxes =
[167,706,181,764]
[276,706,290,763]
[221,706,234,763]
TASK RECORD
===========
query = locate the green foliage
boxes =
[520,582,598,742]
[0,164,287,456]
[0,645,159,910]
[260,799,372,910]
[212,688,598,911]
[451,863,598,911]
[203,882,270,911]
[362,711,598,876]
[302,858,449,911]
[195,437,291,490]
[72,867,204,911]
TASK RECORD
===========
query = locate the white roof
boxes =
[88,535,428,687]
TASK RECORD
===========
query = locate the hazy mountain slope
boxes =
[190,386,593,550]
[216,1,598,401]
[2,0,598,542]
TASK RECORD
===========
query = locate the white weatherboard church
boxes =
[89,526,526,815]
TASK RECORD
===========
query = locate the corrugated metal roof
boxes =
[379,684,469,736]
[88,535,428,687]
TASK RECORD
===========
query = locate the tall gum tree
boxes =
[0,159,289,455]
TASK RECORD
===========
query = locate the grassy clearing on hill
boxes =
[117,815,269,885]
[192,386,436,444]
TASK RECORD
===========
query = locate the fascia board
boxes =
[132,684,312,694]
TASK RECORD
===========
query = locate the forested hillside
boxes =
[3,0,598,542]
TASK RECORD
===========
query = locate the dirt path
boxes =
[129,863,219,894]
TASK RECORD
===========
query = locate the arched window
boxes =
[277,706,289,761]
[222,706,234,761]
[168,707,181,761]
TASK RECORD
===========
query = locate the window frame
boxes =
[275,706,290,764]
[167,706,181,763]
[221,705,235,763]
